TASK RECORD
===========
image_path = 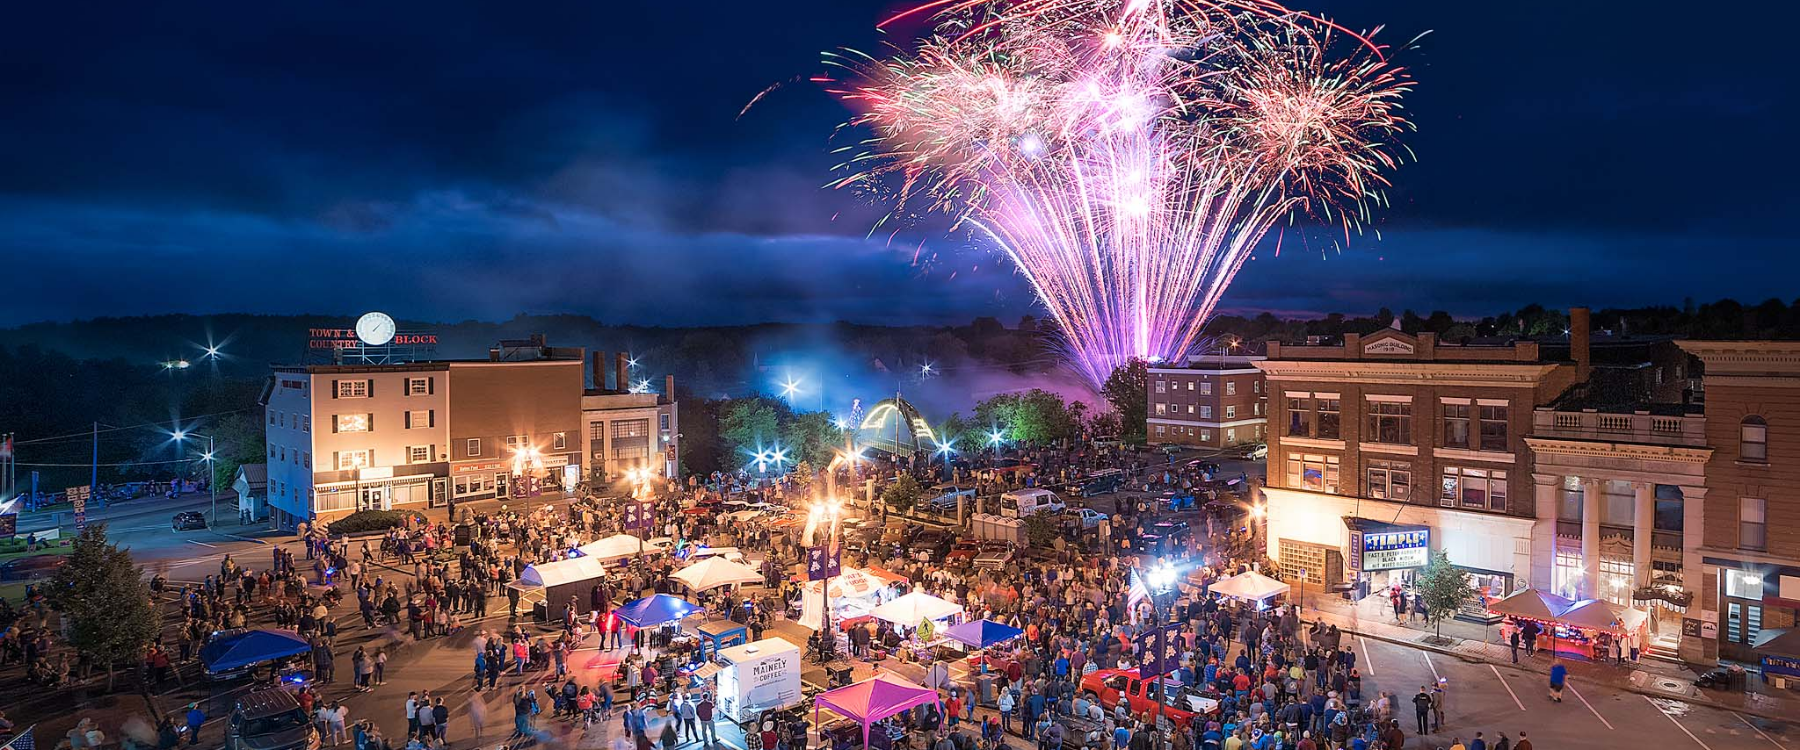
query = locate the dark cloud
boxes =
[0,0,1792,328]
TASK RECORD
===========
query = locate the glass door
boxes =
[359,486,386,511]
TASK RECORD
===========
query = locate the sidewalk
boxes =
[1296,590,1800,723]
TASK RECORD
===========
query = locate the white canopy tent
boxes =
[511,556,608,591]
[870,591,964,625]
[579,534,644,561]
[1208,570,1291,602]
[673,556,766,592]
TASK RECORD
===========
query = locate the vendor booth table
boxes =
[696,619,749,660]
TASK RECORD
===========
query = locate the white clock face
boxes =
[355,312,396,346]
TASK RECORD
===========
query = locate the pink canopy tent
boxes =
[813,673,942,747]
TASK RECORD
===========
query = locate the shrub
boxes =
[326,510,421,535]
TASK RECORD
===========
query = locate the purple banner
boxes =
[1135,622,1181,677]
[807,545,842,581]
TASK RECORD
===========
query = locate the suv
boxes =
[910,529,954,562]
[226,688,319,750]
[172,511,208,531]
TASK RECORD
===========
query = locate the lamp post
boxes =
[174,430,218,527]
[1146,561,1180,729]
[810,499,842,664]
[511,445,545,514]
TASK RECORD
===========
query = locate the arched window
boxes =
[1741,416,1768,462]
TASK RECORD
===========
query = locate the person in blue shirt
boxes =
[1113,723,1132,750]
[1548,660,1568,702]
[183,704,206,746]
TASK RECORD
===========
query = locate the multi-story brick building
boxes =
[1255,319,1584,611]
[1147,355,1268,448]
[1678,340,1800,664]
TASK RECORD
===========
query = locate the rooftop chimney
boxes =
[615,352,630,394]
[665,375,676,403]
[1570,306,1591,380]
[591,350,607,391]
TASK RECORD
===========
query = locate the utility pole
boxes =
[90,422,99,509]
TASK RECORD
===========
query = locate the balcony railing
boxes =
[1532,409,1706,446]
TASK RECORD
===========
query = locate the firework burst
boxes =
[824,0,1417,386]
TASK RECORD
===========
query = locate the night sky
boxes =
[1,1,1790,327]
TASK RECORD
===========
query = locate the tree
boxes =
[1416,550,1477,643]
[973,389,1081,445]
[47,524,158,689]
[1022,513,1060,548]
[882,474,924,511]
[718,397,783,464]
[1102,358,1149,443]
[206,411,266,490]
[782,411,844,468]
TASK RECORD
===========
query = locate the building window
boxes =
[1185,381,1194,391]
[590,422,604,442]
[408,445,432,464]
[1156,425,1166,435]
[1558,476,1584,521]
[269,411,277,426]
[1442,466,1507,511]
[302,416,310,433]
[1366,400,1413,444]
[1654,485,1684,531]
[1254,380,1262,394]
[1200,382,1212,396]
[1316,399,1340,439]
[1200,406,1212,419]
[553,432,567,450]
[1725,570,1764,599]
[1226,428,1237,443]
[335,414,370,433]
[1226,405,1237,419]
[1367,460,1412,501]
[407,410,431,429]
[407,377,430,396]
[1155,403,1167,416]
[467,438,481,457]
[1201,429,1212,441]
[1741,416,1768,462]
[1480,405,1509,451]
[337,450,371,471]
[1156,380,1167,394]
[1285,453,1339,493]
[336,380,370,398]
[1288,397,1314,437]
[1226,381,1237,396]
[1741,497,1767,550]
[303,452,310,469]
[1443,403,1471,449]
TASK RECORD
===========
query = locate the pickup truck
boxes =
[972,540,1017,571]
[1079,669,1219,726]
[1070,508,1110,529]
[924,484,976,512]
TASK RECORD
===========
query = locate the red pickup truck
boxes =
[1079,669,1220,725]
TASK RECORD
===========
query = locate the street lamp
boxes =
[935,439,955,482]
[510,445,545,512]
[173,430,219,527]
[1145,560,1181,728]
[809,499,843,664]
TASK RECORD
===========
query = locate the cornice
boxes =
[1257,360,1562,388]
[1523,436,1714,464]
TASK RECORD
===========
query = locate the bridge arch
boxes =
[854,397,940,455]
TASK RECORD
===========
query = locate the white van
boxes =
[1000,488,1067,518]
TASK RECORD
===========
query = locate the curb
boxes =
[218,533,270,545]
[1320,618,1796,725]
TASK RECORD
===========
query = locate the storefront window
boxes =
[1286,454,1339,494]
[1552,550,1583,599]
[1599,557,1634,606]
[1442,467,1506,511]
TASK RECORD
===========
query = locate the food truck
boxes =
[714,638,802,724]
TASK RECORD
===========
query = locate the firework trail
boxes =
[823,0,1416,386]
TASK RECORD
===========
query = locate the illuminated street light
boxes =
[988,430,1005,446]
[832,417,848,430]
[203,345,221,359]
[779,375,803,399]
[920,362,935,375]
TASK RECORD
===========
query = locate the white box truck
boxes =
[714,638,802,724]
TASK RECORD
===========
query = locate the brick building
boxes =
[1678,341,1800,664]
[1147,355,1268,448]
[1255,320,1584,613]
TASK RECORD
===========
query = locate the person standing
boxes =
[677,694,698,741]
[416,692,437,741]
[184,703,206,747]
[1514,731,1533,750]
[696,693,716,745]
[1431,682,1446,732]
[1411,687,1432,735]
[432,698,449,744]
[404,693,421,739]
[1508,629,1521,663]
[1548,661,1567,703]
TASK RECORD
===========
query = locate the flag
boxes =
[1127,568,1150,624]
[2,725,36,750]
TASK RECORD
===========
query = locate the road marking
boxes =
[1358,636,1375,676]
[1422,651,1440,682]
[1733,712,1788,748]
[1488,664,1525,712]
[187,540,218,548]
[1647,696,1714,750]
[1567,682,1611,729]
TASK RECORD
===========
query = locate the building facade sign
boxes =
[1352,526,1431,571]
[1363,338,1416,355]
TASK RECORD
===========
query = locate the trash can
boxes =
[975,674,997,707]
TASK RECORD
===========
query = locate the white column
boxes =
[1530,472,1561,593]
[1582,476,1603,599]
[1633,481,1654,587]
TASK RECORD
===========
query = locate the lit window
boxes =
[408,445,432,464]
[1367,460,1412,501]
[336,380,370,398]
[1201,382,1212,396]
[1156,380,1166,394]
[336,414,369,433]
[1226,381,1237,396]
[467,438,481,456]
[408,410,431,429]
[553,432,568,450]
[1156,403,1167,416]
[1226,405,1237,419]
[407,377,430,396]
[1442,467,1507,512]
[337,450,371,471]
[1741,416,1768,462]
[1741,497,1767,550]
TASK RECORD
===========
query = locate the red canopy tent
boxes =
[813,673,942,747]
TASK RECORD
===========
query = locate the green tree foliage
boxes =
[1022,513,1060,548]
[882,474,924,510]
[973,389,1081,445]
[47,524,158,688]
[718,397,783,459]
[1103,358,1149,443]
[1416,550,1477,640]
[782,411,845,468]
[207,411,267,489]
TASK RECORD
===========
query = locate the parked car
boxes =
[225,688,319,750]
[909,529,954,562]
[1079,669,1219,726]
[1073,469,1125,497]
[173,511,208,531]
[1159,490,1197,512]
[0,555,68,581]
[945,539,983,566]
[1000,489,1067,517]
[924,483,976,513]
[1070,508,1110,529]
[973,540,1017,571]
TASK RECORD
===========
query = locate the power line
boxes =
[7,408,254,447]
[14,457,199,468]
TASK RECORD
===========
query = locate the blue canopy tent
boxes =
[944,619,1024,649]
[614,594,700,628]
[200,629,312,677]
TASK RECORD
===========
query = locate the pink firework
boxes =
[825,0,1417,386]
